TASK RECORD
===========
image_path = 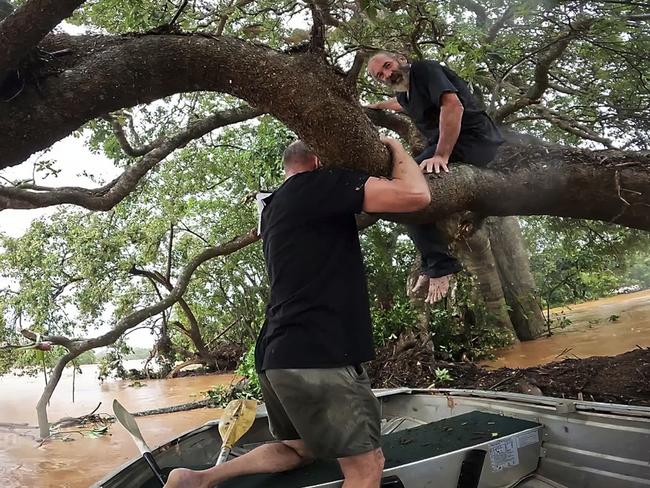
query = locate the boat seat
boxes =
[219,411,542,488]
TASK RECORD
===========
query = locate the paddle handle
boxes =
[143,451,167,486]
[216,445,231,465]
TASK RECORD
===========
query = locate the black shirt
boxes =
[396,60,504,147]
[255,169,373,371]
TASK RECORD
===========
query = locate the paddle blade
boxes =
[218,399,257,449]
[113,399,150,454]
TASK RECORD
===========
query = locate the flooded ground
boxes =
[0,365,236,488]
[1,290,649,487]
[485,289,650,368]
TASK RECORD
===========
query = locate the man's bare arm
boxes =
[365,97,403,112]
[363,137,431,213]
[419,92,464,174]
[434,92,463,160]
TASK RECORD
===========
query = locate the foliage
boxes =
[434,368,452,384]
[521,217,650,309]
[428,273,515,361]
[2,0,649,395]
[97,341,133,380]
[234,345,262,399]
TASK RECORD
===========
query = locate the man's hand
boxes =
[380,135,400,149]
[412,274,451,304]
[419,155,449,174]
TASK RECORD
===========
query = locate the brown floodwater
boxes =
[484,289,650,369]
[0,366,236,488]
[2,291,649,487]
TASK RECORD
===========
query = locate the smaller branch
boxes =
[179,222,211,245]
[452,0,487,27]
[626,14,650,22]
[308,2,326,54]
[206,317,240,347]
[530,105,614,148]
[364,108,427,153]
[493,17,594,123]
[0,106,264,212]
[169,0,189,26]
[547,81,580,96]
[105,114,161,157]
[346,50,368,87]
[485,5,514,44]
[166,224,174,281]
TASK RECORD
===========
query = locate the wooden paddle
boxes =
[215,399,257,465]
[112,399,167,487]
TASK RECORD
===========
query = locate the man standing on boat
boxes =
[366,51,504,304]
[164,138,430,488]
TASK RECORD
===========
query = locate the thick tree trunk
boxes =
[488,217,546,341]
[36,351,78,438]
[451,224,517,335]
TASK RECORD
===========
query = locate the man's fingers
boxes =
[434,161,441,174]
[419,160,427,172]
[441,161,449,173]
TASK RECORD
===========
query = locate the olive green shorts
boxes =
[259,365,381,459]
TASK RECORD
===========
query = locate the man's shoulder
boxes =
[411,59,443,76]
[310,168,369,184]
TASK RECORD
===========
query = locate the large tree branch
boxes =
[0,0,85,78]
[1,33,389,173]
[380,144,650,232]
[0,105,263,211]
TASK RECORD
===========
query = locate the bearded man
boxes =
[366,52,504,302]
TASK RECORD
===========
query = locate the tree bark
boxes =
[451,224,516,335]
[36,351,79,438]
[488,216,546,341]
[0,34,648,231]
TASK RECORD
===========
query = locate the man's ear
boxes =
[396,54,407,64]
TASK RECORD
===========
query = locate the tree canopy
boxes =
[0,0,649,437]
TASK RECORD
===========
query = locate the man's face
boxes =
[368,54,410,92]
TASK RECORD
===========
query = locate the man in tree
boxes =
[164,137,430,488]
[366,51,504,304]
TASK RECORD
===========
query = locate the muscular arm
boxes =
[366,97,403,112]
[362,138,430,213]
[434,92,464,160]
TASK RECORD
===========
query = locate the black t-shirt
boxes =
[255,168,373,372]
[396,60,504,146]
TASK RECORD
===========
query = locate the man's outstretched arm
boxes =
[363,137,430,214]
[420,92,464,174]
[365,97,403,112]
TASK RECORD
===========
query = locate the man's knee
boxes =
[281,439,315,465]
[339,447,384,480]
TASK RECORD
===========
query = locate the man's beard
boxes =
[388,64,410,92]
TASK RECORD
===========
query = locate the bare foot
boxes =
[164,468,209,488]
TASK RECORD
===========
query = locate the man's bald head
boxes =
[367,51,410,92]
[283,140,321,175]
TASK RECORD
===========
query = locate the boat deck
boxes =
[217,411,540,488]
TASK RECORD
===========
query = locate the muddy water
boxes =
[2,291,649,487]
[485,289,650,369]
[0,366,237,488]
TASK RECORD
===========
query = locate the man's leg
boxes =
[339,448,385,488]
[405,143,462,296]
[164,439,312,488]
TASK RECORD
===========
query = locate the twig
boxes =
[169,0,189,26]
